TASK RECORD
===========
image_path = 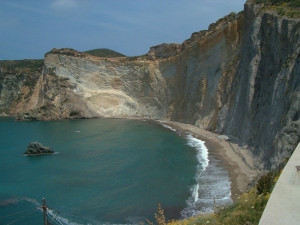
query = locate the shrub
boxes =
[0,59,43,72]
[253,0,300,18]
[256,172,275,195]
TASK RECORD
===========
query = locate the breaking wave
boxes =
[181,134,232,218]
[160,123,177,132]
[186,134,209,170]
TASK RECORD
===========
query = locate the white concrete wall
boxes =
[259,142,300,225]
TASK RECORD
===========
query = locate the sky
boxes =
[0,0,246,60]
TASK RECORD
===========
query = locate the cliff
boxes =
[0,0,299,170]
[0,60,43,116]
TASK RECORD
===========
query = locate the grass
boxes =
[253,0,300,18]
[84,48,126,58]
[0,59,44,72]
[145,170,282,225]
[46,48,126,59]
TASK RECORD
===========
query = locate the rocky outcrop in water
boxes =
[1,0,299,170]
[24,142,54,155]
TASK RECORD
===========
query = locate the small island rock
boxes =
[24,142,54,155]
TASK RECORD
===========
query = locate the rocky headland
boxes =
[1,0,299,173]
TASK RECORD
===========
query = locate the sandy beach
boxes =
[158,120,260,201]
[113,116,260,200]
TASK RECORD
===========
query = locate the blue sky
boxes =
[0,0,246,60]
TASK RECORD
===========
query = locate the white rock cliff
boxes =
[1,1,299,170]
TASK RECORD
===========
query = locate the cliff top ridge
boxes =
[44,0,299,62]
[84,48,126,58]
[45,48,126,60]
[249,0,300,18]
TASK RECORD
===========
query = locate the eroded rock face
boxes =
[16,68,98,121]
[40,53,168,119]
[217,2,300,169]
[1,1,299,169]
[24,142,54,155]
[0,62,42,116]
[147,43,182,60]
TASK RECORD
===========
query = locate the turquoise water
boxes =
[0,117,203,224]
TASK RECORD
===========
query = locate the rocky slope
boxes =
[0,0,299,169]
[0,60,43,116]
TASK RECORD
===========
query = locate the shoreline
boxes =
[73,116,261,201]
[2,115,260,201]
[157,120,260,201]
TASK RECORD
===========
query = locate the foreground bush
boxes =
[167,190,268,225]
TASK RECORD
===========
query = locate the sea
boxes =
[0,117,231,225]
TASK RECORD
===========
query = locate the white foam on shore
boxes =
[157,123,231,217]
[181,134,232,218]
[186,134,209,172]
[192,183,199,203]
[185,134,209,205]
[161,124,177,132]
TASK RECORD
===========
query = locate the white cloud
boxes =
[51,0,78,10]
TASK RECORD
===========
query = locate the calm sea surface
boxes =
[0,117,231,225]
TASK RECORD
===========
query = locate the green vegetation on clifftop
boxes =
[84,48,126,58]
[45,48,83,57]
[46,48,126,58]
[253,0,300,17]
[0,59,43,72]
[0,59,43,91]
